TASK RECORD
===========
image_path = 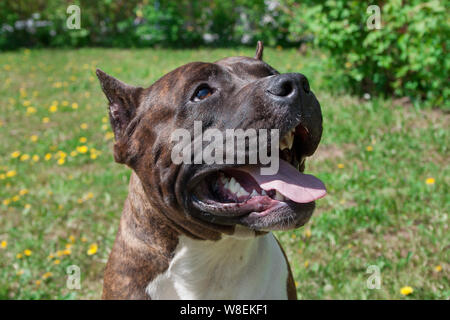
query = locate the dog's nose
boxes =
[266,73,310,99]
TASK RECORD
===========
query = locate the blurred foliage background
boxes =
[0,0,448,108]
[0,1,448,299]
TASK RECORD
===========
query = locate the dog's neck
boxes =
[103,172,290,299]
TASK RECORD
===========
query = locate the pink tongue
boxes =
[240,160,327,203]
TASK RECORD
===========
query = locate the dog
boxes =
[96,41,325,300]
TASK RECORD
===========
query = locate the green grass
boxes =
[0,47,448,300]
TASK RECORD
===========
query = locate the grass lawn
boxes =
[0,47,448,300]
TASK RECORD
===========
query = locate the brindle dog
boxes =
[96,41,325,299]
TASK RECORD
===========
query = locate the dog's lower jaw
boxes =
[102,172,297,300]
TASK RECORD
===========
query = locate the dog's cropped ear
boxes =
[96,69,143,139]
[96,69,144,164]
[254,41,264,60]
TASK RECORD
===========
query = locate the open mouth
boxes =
[191,123,326,230]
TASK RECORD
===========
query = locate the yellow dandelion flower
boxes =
[57,158,65,165]
[434,265,442,272]
[0,240,7,248]
[24,204,31,209]
[79,137,87,143]
[65,243,72,249]
[77,145,88,154]
[90,153,98,160]
[77,198,83,204]
[304,260,309,268]
[304,228,312,238]
[63,248,71,255]
[69,235,76,243]
[87,243,98,255]
[101,124,108,131]
[366,145,373,152]
[57,151,67,158]
[70,151,78,157]
[81,237,87,243]
[42,272,53,279]
[104,132,114,140]
[0,174,5,180]
[30,135,38,142]
[35,280,41,286]
[44,153,52,161]
[24,249,32,256]
[22,100,31,107]
[2,199,11,206]
[80,123,88,130]
[12,195,20,202]
[337,163,344,169]
[72,103,79,110]
[291,234,297,239]
[16,253,23,259]
[53,259,60,265]
[11,151,21,158]
[16,270,24,276]
[102,117,108,123]
[62,101,69,107]
[49,105,58,113]
[42,117,50,123]
[400,286,413,296]
[425,178,435,185]
[32,155,39,162]
[86,192,94,199]
[19,189,28,196]
[26,107,37,114]
[20,154,30,161]
[6,170,17,178]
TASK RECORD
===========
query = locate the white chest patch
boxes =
[146,232,289,300]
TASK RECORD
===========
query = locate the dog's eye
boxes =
[193,86,214,102]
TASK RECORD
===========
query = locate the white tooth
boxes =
[274,190,285,201]
[228,177,236,192]
[287,134,294,149]
[261,190,267,196]
[237,187,249,197]
[250,190,259,197]
[280,133,294,150]
[280,139,287,150]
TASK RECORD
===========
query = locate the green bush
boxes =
[287,0,449,107]
[0,0,295,49]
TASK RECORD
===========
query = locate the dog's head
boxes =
[97,42,325,240]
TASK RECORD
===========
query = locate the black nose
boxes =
[266,73,310,99]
